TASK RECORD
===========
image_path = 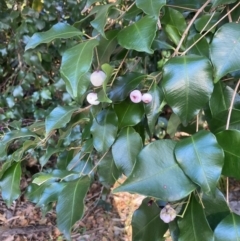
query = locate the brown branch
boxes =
[173,0,211,57]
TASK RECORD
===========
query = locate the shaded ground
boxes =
[0,178,240,240]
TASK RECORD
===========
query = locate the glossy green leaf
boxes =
[25,23,82,50]
[40,146,62,167]
[98,150,121,188]
[90,108,118,153]
[209,109,240,133]
[167,113,181,138]
[56,176,90,240]
[117,15,157,54]
[211,0,237,8]
[178,194,214,241]
[210,23,240,83]
[161,55,213,126]
[90,4,115,38]
[194,13,220,33]
[37,182,65,207]
[0,128,37,157]
[114,99,145,128]
[97,63,113,103]
[114,140,196,201]
[112,127,142,176]
[33,173,53,185]
[216,130,240,179]
[26,183,46,204]
[202,188,230,230]
[166,0,206,9]
[96,30,119,65]
[132,198,168,241]
[175,130,224,194]
[186,34,209,58]
[161,7,186,48]
[108,73,146,102]
[45,106,78,135]
[214,213,240,241]
[210,81,240,116]
[0,162,21,207]
[144,83,163,136]
[60,39,98,99]
[136,0,166,17]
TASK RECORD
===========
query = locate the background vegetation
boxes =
[1,0,240,240]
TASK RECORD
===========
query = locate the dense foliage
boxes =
[1,0,240,240]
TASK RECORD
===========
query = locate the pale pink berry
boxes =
[90,70,106,87]
[86,93,100,105]
[160,205,177,223]
[130,90,142,103]
[142,93,153,103]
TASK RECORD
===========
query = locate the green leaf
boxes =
[37,182,65,207]
[136,0,166,17]
[167,113,181,138]
[0,128,37,157]
[0,162,21,207]
[98,150,121,188]
[194,13,221,33]
[26,183,46,204]
[209,109,240,133]
[202,188,230,230]
[108,73,146,102]
[214,213,240,241]
[211,0,237,8]
[25,23,82,50]
[112,127,142,176]
[60,39,98,99]
[40,146,62,167]
[96,30,119,65]
[117,15,157,54]
[132,198,168,241]
[175,130,224,194]
[161,7,186,48]
[144,83,163,136]
[90,4,115,38]
[97,63,113,103]
[216,130,240,179]
[210,23,240,83]
[186,34,209,58]
[114,99,145,128]
[178,194,214,241]
[210,81,240,117]
[161,55,213,126]
[45,106,78,135]
[56,176,91,240]
[114,140,196,201]
[90,108,118,153]
[33,173,54,185]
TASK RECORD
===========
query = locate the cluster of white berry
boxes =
[86,70,153,105]
[159,204,177,223]
[129,90,152,104]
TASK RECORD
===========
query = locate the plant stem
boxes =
[173,0,211,57]
[181,1,240,55]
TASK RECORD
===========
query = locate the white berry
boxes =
[142,93,153,103]
[130,90,142,103]
[160,205,177,223]
[90,70,106,87]
[86,93,100,105]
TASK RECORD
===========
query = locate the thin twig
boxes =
[181,1,240,55]
[166,4,198,12]
[104,1,136,31]
[88,151,109,175]
[225,78,240,204]
[173,0,211,57]
[200,10,216,34]
[111,50,129,85]
[227,5,233,23]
